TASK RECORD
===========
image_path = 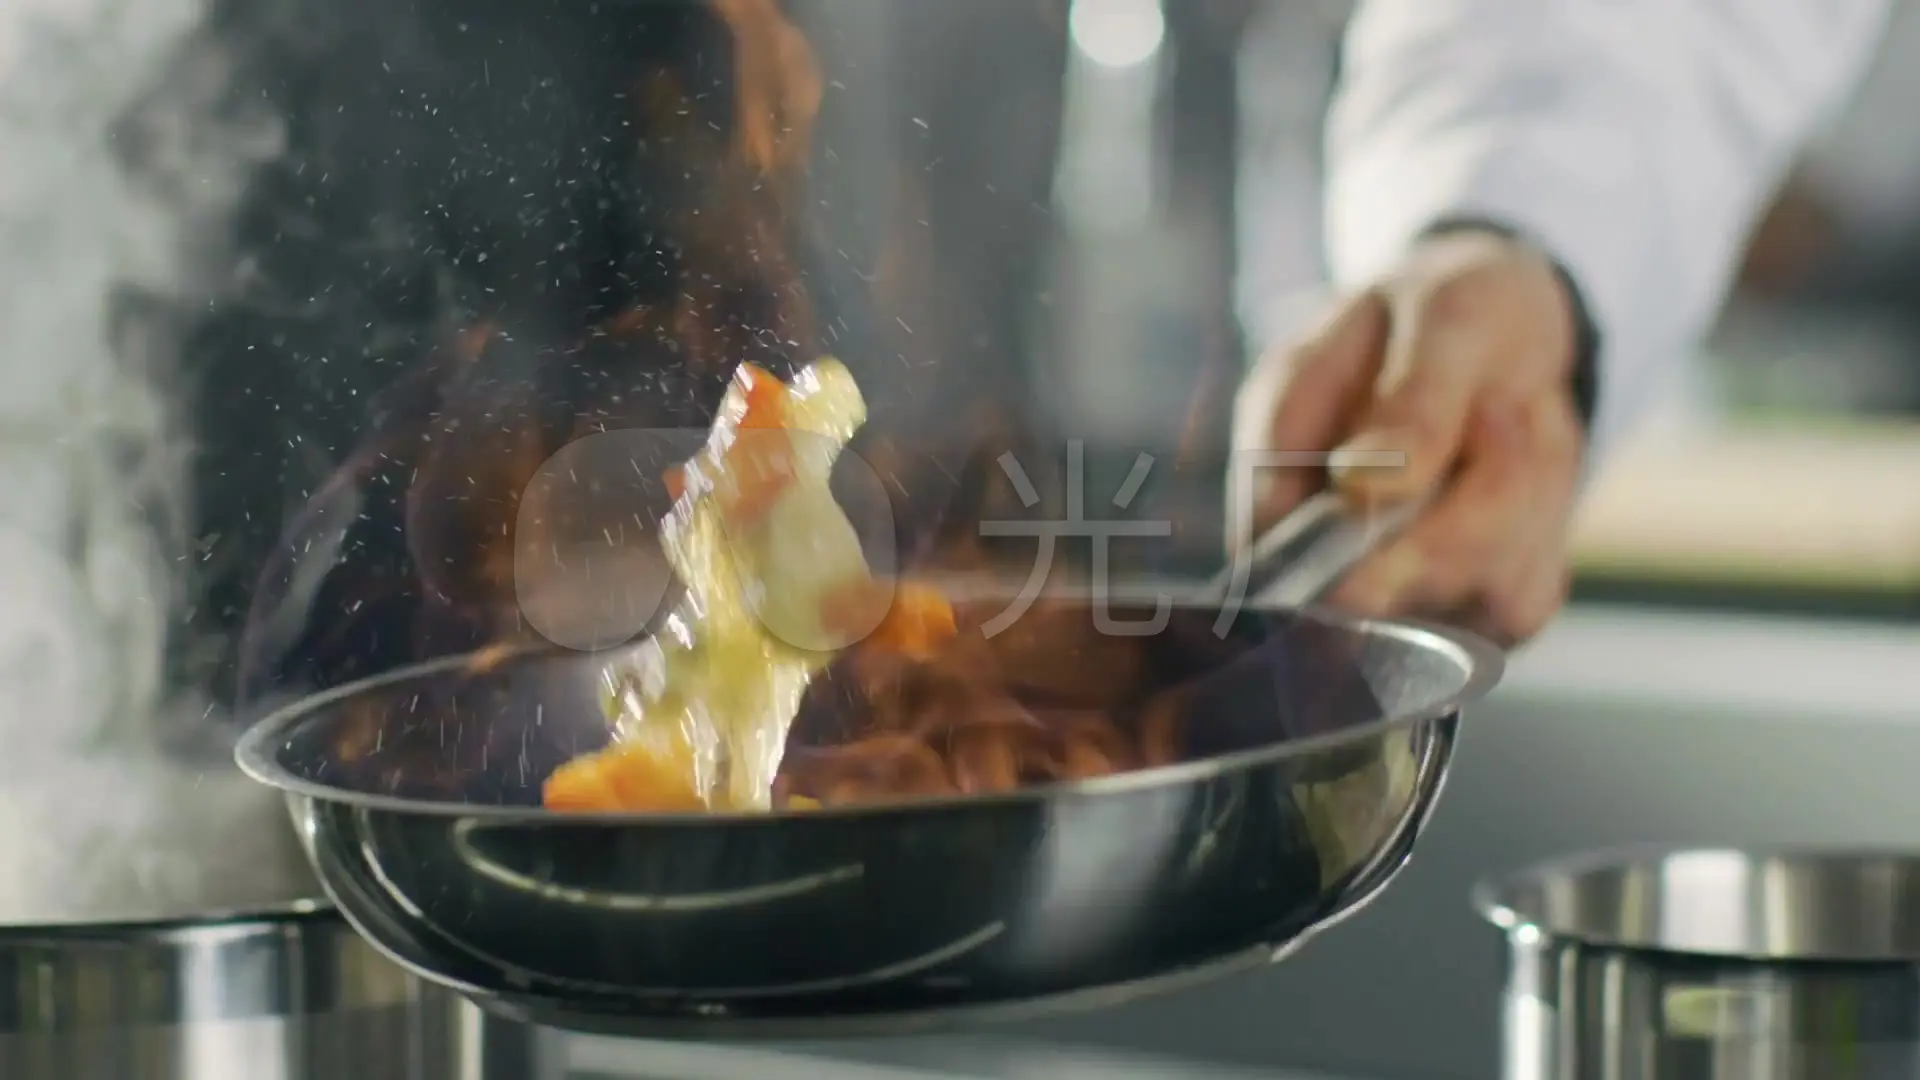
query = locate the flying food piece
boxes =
[542,360,956,813]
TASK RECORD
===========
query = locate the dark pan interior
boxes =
[264,599,1459,808]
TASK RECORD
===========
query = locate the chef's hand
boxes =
[1229,229,1587,646]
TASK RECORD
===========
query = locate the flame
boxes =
[709,0,822,174]
[237,0,1188,809]
[774,594,1189,806]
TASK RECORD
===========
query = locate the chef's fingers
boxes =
[1479,390,1586,560]
[1331,395,1582,644]
[1327,400,1534,617]
[1482,545,1575,648]
[1332,279,1493,503]
[1474,396,1584,643]
[1228,293,1388,551]
[1430,520,1578,649]
[1438,529,1577,649]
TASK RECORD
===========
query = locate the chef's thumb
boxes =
[1330,297,1481,502]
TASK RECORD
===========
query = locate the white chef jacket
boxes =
[1309,0,1892,455]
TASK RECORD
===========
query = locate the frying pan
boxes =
[234,495,1501,1037]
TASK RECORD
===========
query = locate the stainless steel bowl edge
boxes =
[1480,846,1920,1080]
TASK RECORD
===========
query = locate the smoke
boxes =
[0,0,302,922]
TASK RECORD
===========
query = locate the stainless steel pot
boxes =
[0,904,567,1080]
[1478,847,1920,1080]
[0,782,564,1080]
[0,738,570,1080]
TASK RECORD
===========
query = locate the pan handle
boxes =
[1210,492,1426,610]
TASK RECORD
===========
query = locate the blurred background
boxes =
[708,1,1920,1076]
[1,0,1917,1077]
[986,2,1920,1077]
[1036,0,1920,619]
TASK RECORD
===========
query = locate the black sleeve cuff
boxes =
[1418,217,1603,434]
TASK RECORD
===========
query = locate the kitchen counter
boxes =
[1570,422,1920,592]
[567,1034,1365,1080]
[0,998,1366,1080]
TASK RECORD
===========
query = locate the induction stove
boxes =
[567,1033,1364,1080]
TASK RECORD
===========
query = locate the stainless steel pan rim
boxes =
[0,897,332,941]
[1476,843,1920,963]
[234,606,1502,822]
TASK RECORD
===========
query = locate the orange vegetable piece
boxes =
[719,433,797,528]
[542,740,707,813]
[541,756,625,812]
[713,364,798,528]
[732,363,786,430]
[601,743,707,810]
[870,582,957,658]
[820,578,956,658]
[660,365,784,507]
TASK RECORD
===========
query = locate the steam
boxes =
[0,0,303,922]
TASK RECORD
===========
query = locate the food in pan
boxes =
[541,359,956,813]
[539,358,1210,816]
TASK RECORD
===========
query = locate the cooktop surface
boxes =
[566,1033,1368,1080]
